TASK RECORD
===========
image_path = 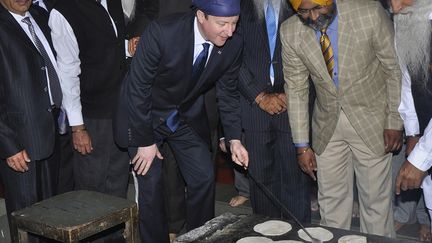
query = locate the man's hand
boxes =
[276,93,287,107]
[297,147,317,181]
[406,136,420,156]
[229,139,249,167]
[395,160,427,195]
[256,93,287,115]
[128,37,140,57]
[219,138,227,153]
[6,150,30,172]
[384,129,403,153]
[72,125,93,155]
[132,144,163,175]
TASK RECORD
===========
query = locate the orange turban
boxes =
[289,0,333,11]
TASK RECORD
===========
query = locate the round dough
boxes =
[338,235,367,243]
[253,220,293,236]
[274,241,304,243]
[236,236,273,243]
[297,227,333,242]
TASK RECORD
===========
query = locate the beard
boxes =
[299,4,337,31]
[121,0,136,23]
[252,0,287,21]
[394,0,432,89]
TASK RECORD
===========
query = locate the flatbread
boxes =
[236,236,273,243]
[253,220,292,236]
[274,241,304,243]
[298,227,333,242]
[338,235,367,243]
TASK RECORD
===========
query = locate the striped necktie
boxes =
[22,17,62,107]
[320,27,334,79]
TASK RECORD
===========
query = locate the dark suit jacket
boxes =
[125,0,191,39]
[40,0,56,11]
[0,5,56,160]
[115,11,243,148]
[238,0,293,132]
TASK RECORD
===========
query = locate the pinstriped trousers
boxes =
[244,128,310,222]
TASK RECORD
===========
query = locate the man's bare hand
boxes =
[276,93,287,107]
[384,129,403,153]
[6,150,30,172]
[297,147,317,181]
[219,138,227,153]
[229,139,249,167]
[257,93,287,115]
[395,160,427,195]
[128,37,140,57]
[72,126,93,155]
[405,136,420,156]
[132,144,163,175]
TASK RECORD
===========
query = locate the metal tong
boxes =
[246,169,323,243]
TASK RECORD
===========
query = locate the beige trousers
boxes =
[316,110,395,237]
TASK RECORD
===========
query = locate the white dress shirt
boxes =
[10,11,58,105]
[48,0,117,126]
[193,18,213,65]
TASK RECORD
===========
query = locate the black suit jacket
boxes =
[115,11,243,147]
[238,0,294,132]
[125,0,191,39]
[0,5,56,160]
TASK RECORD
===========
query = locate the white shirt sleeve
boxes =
[48,9,83,126]
[408,118,432,171]
[398,65,420,136]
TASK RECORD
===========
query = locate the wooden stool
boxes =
[10,190,138,243]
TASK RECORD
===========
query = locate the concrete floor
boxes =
[0,183,424,242]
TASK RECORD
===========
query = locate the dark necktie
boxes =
[166,43,210,132]
[192,43,210,83]
[22,17,62,107]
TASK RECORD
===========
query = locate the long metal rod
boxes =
[246,170,321,243]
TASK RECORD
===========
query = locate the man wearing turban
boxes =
[392,0,432,240]
[281,0,403,237]
[115,0,248,242]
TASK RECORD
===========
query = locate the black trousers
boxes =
[244,128,311,222]
[136,123,215,243]
[161,143,186,234]
[56,130,74,194]
[73,118,130,198]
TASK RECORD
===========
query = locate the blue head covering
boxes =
[192,0,241,17]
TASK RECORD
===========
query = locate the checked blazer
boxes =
[280,0,403,155]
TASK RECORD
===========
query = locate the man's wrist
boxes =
[406,134,420,138]
[229,139,241,145]
[71,124,86,133]
[255,92,266,105]
[296,146,311,156]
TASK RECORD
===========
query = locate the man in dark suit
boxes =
[118,0,248,242]
[0,0,62,242]
[237,0,310,222]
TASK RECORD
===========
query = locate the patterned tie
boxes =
[22,17,62,107]
[166,43,210,132]
[320,27,334,79]
[265,0,277,80]
[192,43,210,83]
